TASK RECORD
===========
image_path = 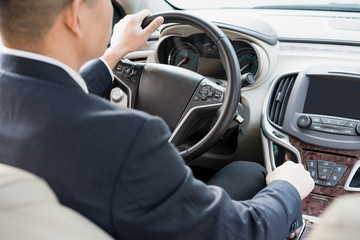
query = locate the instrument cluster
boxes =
[156,33,259,83]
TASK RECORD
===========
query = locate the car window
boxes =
[165,0,360,12]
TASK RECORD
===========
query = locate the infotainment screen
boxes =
[303,77,360,120]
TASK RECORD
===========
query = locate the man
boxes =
[0,0,314,239]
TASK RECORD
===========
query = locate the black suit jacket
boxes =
[0,52,302,240]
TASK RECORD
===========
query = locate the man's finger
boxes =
[135,9,152,21]
[288,227,302,239]
[144,16,164,34]
[288,232,295,239]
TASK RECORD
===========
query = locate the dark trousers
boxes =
[207,161,267,201]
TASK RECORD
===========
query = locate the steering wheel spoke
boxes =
[113,59,144,108]
[170,78,225,144]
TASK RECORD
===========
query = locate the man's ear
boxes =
[63,0,83,37]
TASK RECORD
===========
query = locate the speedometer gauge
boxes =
[168,44,198,71]
[237,48,259,76]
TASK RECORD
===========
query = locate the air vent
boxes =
[268,73,298,126]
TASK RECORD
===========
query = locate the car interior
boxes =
[1,0,360,239]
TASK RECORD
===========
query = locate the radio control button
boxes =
[345,121,358,128]
[321,117,347,126]
[335,120,348,126]
[340,128,356,136]
[323,127,340,134]
[310,116,322,124]
[321,118,332,125]
[309,124,324,132]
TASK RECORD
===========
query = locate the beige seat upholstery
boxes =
[307,194,360,240]
[0,163,113,240]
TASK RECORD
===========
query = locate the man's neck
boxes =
[3,35,84,73]
[1,46,89,94]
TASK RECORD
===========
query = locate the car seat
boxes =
[0,163,113,240]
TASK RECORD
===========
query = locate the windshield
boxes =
[165,0,360,12]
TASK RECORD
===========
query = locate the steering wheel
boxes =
[112,12,242,161]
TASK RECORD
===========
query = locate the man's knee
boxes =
[207,161,268,200]
[220,161,267,179]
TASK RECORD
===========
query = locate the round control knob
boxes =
[111,87,125,103]
[297,115,312,129]
[241,73,255,87]
[356,123,360,136]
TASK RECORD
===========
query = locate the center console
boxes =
[261,66,360,238]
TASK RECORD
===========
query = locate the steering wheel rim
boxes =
[142,12,242,161]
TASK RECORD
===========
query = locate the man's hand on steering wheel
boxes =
[102,10,164,69]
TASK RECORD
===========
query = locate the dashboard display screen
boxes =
[303,77,360,120]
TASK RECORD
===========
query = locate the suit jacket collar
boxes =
[0,47,89,93]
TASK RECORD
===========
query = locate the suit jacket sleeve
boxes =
[110,116,302,240]
[80,59,113,96]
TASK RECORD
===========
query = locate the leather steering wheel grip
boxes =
[142,12,242,161]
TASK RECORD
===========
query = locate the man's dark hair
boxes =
[0,0,95,45]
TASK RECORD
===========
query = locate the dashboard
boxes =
[139,9,360,171]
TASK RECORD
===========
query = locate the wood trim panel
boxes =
[289,137,359,216]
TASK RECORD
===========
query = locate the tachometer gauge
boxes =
[168,44,198,71]
[237,48,259,76]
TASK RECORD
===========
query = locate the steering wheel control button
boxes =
[297,115,311,129]
[192,95,200,101]
[199,86,215,101]
[116,61,142,87]
[123,68,135,79]
[202,89,211,96]
[306,159,347,187]
[200,81,208,87]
